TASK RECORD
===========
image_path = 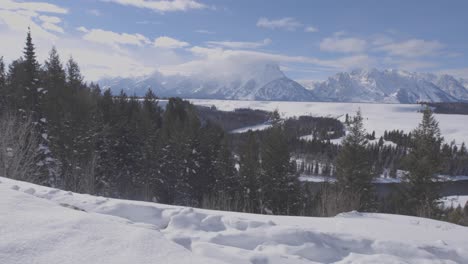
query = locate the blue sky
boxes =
[1,0,468,81]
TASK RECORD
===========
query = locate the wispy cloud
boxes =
[0,0,68,39]
[87,9,102,16]
[81,28,151,48]
[195,29,215,34]
[1,0,68,14]
[304,26,318,33]
[154,36,190,49]
[38,15,63,33]
[256,17,302,31]
[206,38,271,49]
[102,0,208,12]
[320,34,367,53]
[136,20,162,25]
[375,39,444,58]
[159,45,374,77]
[76,26,89,33]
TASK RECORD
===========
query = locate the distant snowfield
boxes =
[439,195,468,209]
[2,176,468,264]
[230,123,273,133]
[299,174,468,184]
[189,99,468,145]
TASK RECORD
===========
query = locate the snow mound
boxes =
[1,176,468,264]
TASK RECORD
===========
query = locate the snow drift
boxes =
[1,176,468,264]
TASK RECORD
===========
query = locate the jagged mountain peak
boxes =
[313,68,468,103]
[99,66,468,103]
[99,63,314,101]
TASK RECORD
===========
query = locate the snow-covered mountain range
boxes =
[100,64,314,101]
[99,66,468,103]
[303,69,468,103]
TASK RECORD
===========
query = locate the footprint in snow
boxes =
[23,188,35,195]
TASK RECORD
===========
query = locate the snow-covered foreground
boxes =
[2,177,468,264]
[189,99,468,145]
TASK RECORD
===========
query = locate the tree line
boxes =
[1,30,467,224]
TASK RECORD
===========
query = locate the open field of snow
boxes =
[440,196,468,209]
[2,176,468,264]
[189,99,468,145]
[299,174,468,184]
[231,122,273,133]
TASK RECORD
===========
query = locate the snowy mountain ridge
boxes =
[99,66,468,103]
[306,68,468,103]
[100,64,315,101]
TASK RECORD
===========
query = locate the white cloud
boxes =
[304,26,318,33]
[87,9,102,16]
[76,26,89,33]
[376,39,444,58]
[60,46,156,80]
[0,1,67,38]
[206,38,271,49]
[102,0,208,12]
[0,10,57,39]
[256,17,302,31]
[136,20,162,25]
[38,15,60,24]
[154,36,189,49]
[82,29,151,48]
[159,45,374,77]
[320,35,367,53]
[1,0,68,14]
[40,21,63,33]
[195,29,215,34]
[371,35,393,46]
[38,15,63,33]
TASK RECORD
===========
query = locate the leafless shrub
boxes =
[201,192,242,212]
[0,113,39,181]
[318,183,361,217]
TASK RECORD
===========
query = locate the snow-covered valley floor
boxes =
[189,100,468,145]
[1,176,468,264]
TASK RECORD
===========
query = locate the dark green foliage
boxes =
[259,126,300,215]
[0,56,5,108]
[3,30,468,225]
[403,107,444,217]
[335,110,374,211]
[238,131,261,212]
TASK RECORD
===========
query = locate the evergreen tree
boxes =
[41,47,67,187]
[239,131,261,213]
[404,107,443,217]
[22,28,41,113]
[259,126,300,215]
[66,57,84,91]
[335,109,374,211]
[213,137,238,195]
[0,56,5,108]
[138,89,162,201]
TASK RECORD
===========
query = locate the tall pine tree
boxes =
[404,107,443,217]
[335,109,374,211]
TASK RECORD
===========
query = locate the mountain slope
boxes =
[100,67,468,103]
[100,64,315,101]
[308,69,468,103]
[2,176,468,264]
